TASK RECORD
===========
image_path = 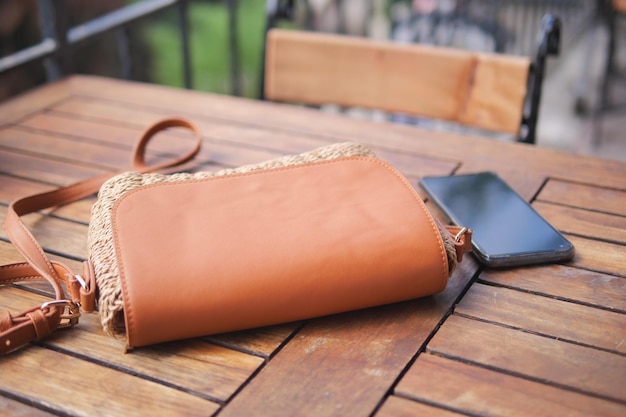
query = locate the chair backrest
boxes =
[264,28,532,137]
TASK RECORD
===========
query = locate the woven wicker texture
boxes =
[88,142,457,336]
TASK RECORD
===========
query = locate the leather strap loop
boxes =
[444,225,473,262]
[0,304,61,354]
[27,310,52,340]
[132,118,202,173]
[0,118,201,354]
[0,311,12,332]
[79,261,97,313]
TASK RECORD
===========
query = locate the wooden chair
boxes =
[262,15,561,144]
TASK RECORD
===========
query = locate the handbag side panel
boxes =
[110,157,448,348]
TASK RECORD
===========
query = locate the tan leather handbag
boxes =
[0,119,472,353]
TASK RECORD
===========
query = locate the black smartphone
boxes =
[419,172,575,267]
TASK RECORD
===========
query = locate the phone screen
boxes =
[419,172,575,267]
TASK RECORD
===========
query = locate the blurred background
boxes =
[1,0,624,160]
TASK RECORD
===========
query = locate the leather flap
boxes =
[111,157,448,347]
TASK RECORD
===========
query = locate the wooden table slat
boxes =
[48,98,461,179]
[396,354,626,417]
[0,206,89,260]
[538,179,626,217]
[427,315,626,402]
[50,97,330,152]
[1,347,220,417]
[0,79,70,125]
[456,283,626,353]
[567,235,626,278]
[479,265,626,312]
[20,111,220,163]
[376,396,465,417]
[0,148,107,186]
[1,75,625,416]
[18,110,358,175]
[218,259,478,417]
[0,173,95,223]
[0,174,54,203]
[0,127,134,171]
[50,96,347,161]
[207,323,301,358]
[0,243,81,298]
[535,201,626,244]
[0,240,83,295]
[21,111,174,149]
[0,395,60,417]
[57,77,626,191]
[2,286,265,403]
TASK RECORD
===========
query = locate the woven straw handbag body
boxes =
[1,119,471,353]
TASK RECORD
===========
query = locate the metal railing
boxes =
[0,0,605,100]
[0,0,248,95]
[0,0,193,88]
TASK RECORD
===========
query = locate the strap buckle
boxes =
[454,227,468,242]
[451,227,473,263]
[41,300,81,329]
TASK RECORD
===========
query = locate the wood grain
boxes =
[567,234,626,277]
[537,179,626,216]
[43,197,95,224]
[45,77,626,192]
[460,53,530,133]
[265,29,529,134]
[534,201,626,244]
[53,95,181,127]
[2,75,626,416]
[207,323,300,358]
[397,354,626,417]
[49,98,460,179]
[21,111,169,148]
[427,315,626,402]
[456,283,626,353]
[376,396,465,417]
[2,286,264,403]
[0,148,107,186]
[0,240,82,297]
[0,240,83,277]
[50,96,333,156]
[0,346,220,417]
[0,396,58,417]
[0,173,95,224]
[479,265,626,312]
[0,79,70,125]
[0,174,54,203]
[266,30,473,120]
[20,110,286,169]
[0,205,89,260]
[374,148,459,179]
[219,259,479,417]
[2,122,198,172]
[0,127,137,170]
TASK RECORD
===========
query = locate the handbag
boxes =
[0,118,472,354]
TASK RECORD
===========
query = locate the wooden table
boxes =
[1,76,625,417]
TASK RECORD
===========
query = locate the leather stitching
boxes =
[111,156,449,347]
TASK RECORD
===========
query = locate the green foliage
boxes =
[145,0,266,97]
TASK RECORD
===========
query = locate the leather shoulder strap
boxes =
[0,118,201,354]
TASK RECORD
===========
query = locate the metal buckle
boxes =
[73,274,88,290]
[41,300,81,328]
[454,227,468,242]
